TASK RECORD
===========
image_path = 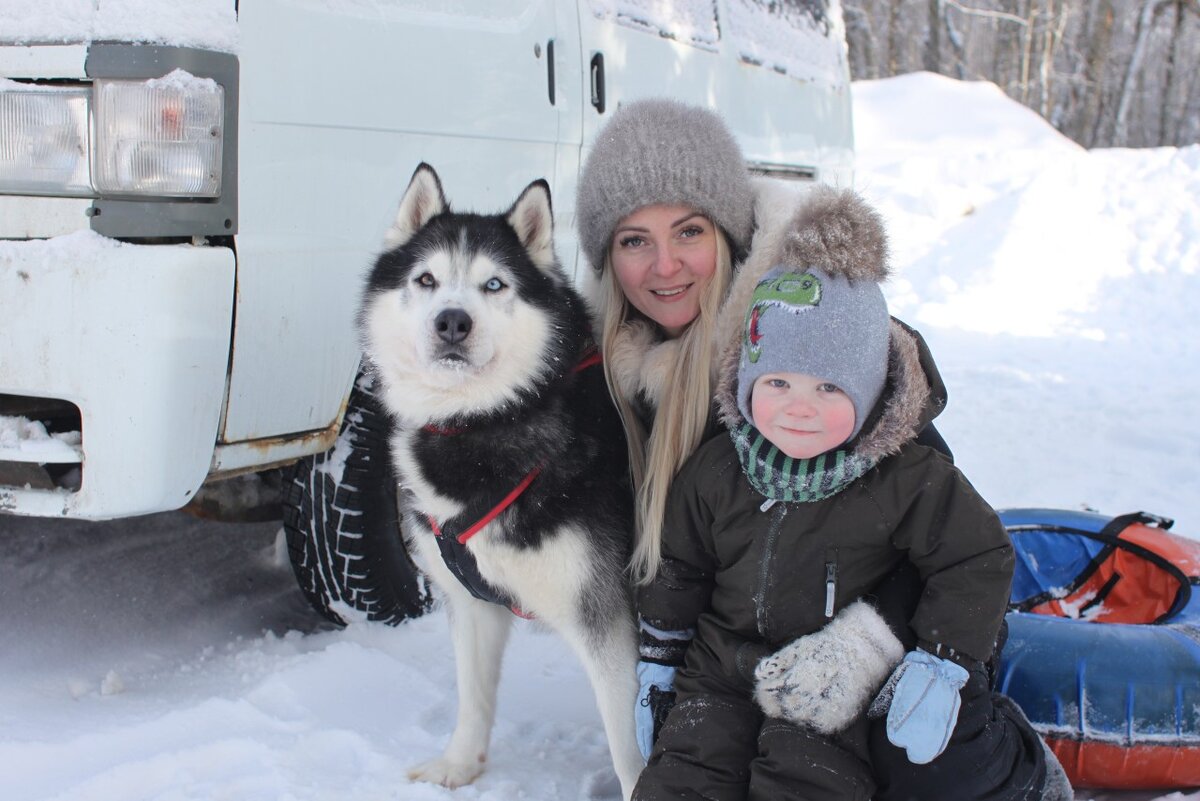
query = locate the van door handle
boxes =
[546,39,555,105]
[590,52,606,113]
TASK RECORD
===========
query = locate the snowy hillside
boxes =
[855,72,1200,538]
[0,73,1197,801]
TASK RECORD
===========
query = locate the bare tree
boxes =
[887,0,906,75]
[1037,0,1069,118]
[1077,0,1116,146]
[1159,0,1200,143]
[925,0,943,71]
[1115,0,1169,144]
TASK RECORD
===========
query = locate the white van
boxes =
[0,0,853,622]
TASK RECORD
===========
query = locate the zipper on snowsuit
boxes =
[824,548,838,618]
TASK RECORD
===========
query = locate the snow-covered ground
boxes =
[1,73,1197,801]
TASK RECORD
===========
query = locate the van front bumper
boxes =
[0,233,235,519]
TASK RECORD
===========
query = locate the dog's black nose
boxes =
[434,308,473,344]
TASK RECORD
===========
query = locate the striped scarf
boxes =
[730,420,876,503]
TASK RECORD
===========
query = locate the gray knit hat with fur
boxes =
[576,98,754,271]
[737,265,890,443]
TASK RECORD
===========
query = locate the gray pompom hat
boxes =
[576,98,754,271]
[737,265,890,444]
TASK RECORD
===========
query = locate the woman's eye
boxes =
[416,272,436,288]
[618,235,645,248]
[484,277,506,292]
[679,225,704,239]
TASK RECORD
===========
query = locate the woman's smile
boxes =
[610,204,718,337]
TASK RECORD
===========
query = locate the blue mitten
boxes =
[635,619,691,759]
[883,649,969,764]
[636,660,676,759]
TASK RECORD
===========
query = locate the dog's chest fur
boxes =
[390,387,589,551]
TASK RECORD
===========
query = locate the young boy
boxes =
[631,189,1035,800]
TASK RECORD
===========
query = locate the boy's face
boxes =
[750,372,856,459]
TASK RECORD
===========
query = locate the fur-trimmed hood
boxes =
[713,183,932,462]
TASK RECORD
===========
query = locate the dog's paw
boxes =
[407,756,485,789]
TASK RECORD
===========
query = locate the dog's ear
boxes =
[384,163,448,250]
[506,179,555,271]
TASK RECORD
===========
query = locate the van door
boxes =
[575,1,853,222]
[220,0,581,450]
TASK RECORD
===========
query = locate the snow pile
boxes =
[0,0,238,53]
[144,69,221,94]
[0,415,81,463]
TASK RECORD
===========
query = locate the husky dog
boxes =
[359,164,642,798]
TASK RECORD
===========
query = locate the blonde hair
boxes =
[599,232,733,585]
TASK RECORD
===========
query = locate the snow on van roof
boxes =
[586,0,720,50]
[725,0,848,85]
[0,0,238,54]
[586,0,847,85]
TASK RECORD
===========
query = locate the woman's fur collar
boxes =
[605,319,681,408]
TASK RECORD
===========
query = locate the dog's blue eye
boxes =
[484,278,506,292]
[416,272,436,288]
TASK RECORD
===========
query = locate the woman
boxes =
[575,98,1069,801]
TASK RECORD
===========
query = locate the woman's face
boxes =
[609,204,718,338]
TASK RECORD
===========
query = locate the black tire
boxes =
[282,371,432,626]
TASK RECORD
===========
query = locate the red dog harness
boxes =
[420,345,601,616]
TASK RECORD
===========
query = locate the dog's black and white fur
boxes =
[359,164,642,797]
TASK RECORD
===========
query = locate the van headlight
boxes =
[0,69,225,199]
[0,85,91,196]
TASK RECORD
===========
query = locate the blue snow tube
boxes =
[997,508,1200,789]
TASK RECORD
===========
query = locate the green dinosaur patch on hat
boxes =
[745,271,822,364]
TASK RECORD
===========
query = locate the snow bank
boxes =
[0,416,81,464]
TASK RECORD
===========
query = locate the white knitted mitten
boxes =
[754,600,905,734]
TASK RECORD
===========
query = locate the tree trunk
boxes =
[1115,0,1166,145]
[994,0,1024,96]
[925,0,942,72]
[1038,0,1068,120]
[844,4,877,79]
[1082,0,1116,147]
[1158,0,1198,143]
[942,1,967,78]
[887,0,905,75]
[1018,1,1037,105]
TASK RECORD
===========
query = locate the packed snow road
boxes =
[1,510,1195,801]
[0,509,626,801]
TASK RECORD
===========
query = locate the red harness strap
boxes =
[573,345,602,373]
[418,346,600,620]
[427,464,543,545]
